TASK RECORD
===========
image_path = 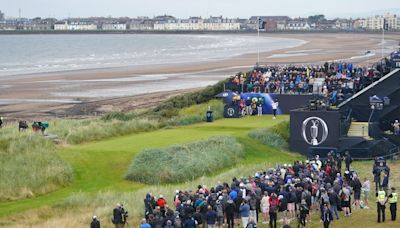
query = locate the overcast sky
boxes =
[2,0,400,19]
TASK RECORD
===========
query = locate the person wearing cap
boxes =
[388,187,398,221]
[90,215,100,228]
[157,195,167,216]
[112,203,123,228]
[376,187,387,223]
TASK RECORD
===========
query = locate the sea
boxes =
[0,34,305,77]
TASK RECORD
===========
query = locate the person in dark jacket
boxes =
[113,204,123,228]
[184,216,197,228]
[225,199,236,228]
[298,201,309,228]
[328,189,340,220]
[206,206,217,228]
[344,151,352,171]
[144,193,154,219]
[90,216,100,228]
[322,204,333,228]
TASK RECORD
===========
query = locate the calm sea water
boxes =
[0,34,305,77]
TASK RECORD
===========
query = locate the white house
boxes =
[54,21,97,31]
[102,23,126,30]
[285,21,311,30]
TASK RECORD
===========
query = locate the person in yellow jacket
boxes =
[388,187,397,221]
[376,188,387,223]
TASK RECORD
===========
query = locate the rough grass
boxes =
[126,136,243,184]
[0,129,73,201]
[248,128,288,148]
[50,118,159,144]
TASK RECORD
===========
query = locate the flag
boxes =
[258,17,265,30]
[383,19,389,31]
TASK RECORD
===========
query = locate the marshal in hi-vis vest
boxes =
[389,192,398,204]
[377,191,386,204]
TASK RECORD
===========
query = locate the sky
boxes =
[2,0,400,19]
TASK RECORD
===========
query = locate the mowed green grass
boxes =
[0,115,302,218]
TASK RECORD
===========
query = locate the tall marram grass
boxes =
[248,129,288,148]
[126,136,243,184]
[50,118,159,144]
[0,128,73,201]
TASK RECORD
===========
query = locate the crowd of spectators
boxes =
[139,152,379,228]
[226,62,381,106]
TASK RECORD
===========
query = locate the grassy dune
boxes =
[0,129,73,201]
[126,136,244,184]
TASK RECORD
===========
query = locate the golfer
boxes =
[271,99,279,119]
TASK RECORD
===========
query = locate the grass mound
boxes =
[248,128,288,148]
[126,136,243,184]
[51,118,159,144]
[0,132,73,201]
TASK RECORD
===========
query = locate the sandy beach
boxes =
[0,32,399,119]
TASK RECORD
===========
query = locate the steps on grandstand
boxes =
[347,122,371,139]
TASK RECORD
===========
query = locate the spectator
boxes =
[239,200,250,228]
[339,184,351,217]
[260,192,270,224]
[393,120,400,135]
[140,218,151,228]
[112,203,123,228]
[322,204,333,228]
[206,205,217,228]
[226,199,236,228]
[90,216,100,228]
[361,178,371,209]
[268,193,279,228]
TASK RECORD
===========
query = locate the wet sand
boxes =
[0,33,399,119]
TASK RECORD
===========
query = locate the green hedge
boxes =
[126,136,243,184]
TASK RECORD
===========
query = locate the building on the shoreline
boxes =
[285,20,311,30]
[249,16,291,31]
[364,13,398,30]
[15,17,54,30]
[154,16,240,31]
[334,19,354,30]
[0,10,4,21]
[353,19,367,30]
[54,21,97,30]
[128,18,154,30]
[102,22,126,30]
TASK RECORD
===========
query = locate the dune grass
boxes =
[0,129,73,201]
[0,115,295,219]
[126,136,243,184]
[248,128,288,148]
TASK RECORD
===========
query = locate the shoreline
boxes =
[0,33,399,119]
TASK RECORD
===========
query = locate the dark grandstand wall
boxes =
[290,109,341,155]
[238,94,313,114]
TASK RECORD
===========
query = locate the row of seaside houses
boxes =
[1,13,399,31]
